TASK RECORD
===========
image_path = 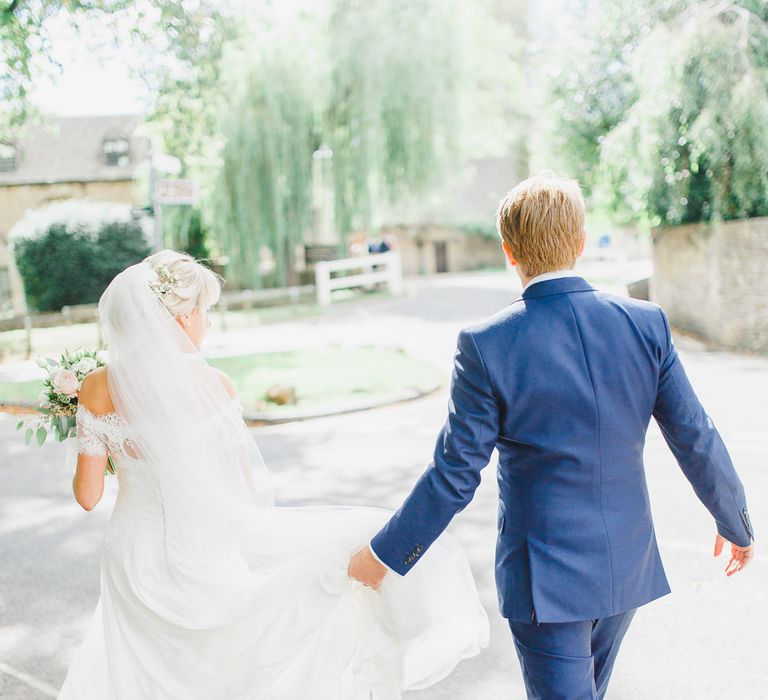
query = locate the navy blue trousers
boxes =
[509,609,636,700]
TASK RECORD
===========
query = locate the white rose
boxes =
[51,369,79,398]
[74,358,97,376]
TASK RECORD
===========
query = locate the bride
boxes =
[58,250,488,699]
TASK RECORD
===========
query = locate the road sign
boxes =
[153,179,199,205]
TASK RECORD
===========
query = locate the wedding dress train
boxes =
[57,263,488,699]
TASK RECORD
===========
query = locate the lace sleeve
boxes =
[76,405,108,456]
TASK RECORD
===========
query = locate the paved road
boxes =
[1,268,766,698]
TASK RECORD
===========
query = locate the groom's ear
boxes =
[501,240,518,267]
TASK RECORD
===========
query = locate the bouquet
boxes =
[16,349,116,474]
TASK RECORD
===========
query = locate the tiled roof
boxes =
[0,114,149,186]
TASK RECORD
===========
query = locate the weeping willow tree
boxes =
[551,0,768,226]
[210,0,468,289]
[213,35,318,289]
[326,0,463,235]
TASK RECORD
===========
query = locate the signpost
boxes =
[152,179,199,251]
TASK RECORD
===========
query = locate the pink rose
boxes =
[51,369,79,397]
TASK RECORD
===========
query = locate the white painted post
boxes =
[315,261,332,306]
[24,314,32,360]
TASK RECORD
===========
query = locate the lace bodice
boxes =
[76,399,245,459]
[76,404,135,458]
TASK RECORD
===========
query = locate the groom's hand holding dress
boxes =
[348,545,387,589]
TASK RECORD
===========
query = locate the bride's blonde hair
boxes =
[144,250,222,317]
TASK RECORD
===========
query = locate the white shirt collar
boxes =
[522,268,580,293]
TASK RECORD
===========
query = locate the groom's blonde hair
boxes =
[496,171,586,278]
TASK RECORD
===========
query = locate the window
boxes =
[102,137,130,167]
[0,143,17,172]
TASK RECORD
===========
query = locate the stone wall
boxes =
[651,218,768,352]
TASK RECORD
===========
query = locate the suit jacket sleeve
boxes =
[652,307,753,547]
[370,329,499,575]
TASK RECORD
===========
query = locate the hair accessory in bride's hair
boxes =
[149,265,178,298]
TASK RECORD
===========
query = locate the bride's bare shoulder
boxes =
[207,366,238,400]
[79,367,115,414]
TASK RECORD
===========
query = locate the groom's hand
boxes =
[714,533,754,576]
[348,546,387,590]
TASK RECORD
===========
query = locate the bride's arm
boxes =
[73,372,109,511]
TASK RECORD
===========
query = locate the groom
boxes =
[348,171,754,698]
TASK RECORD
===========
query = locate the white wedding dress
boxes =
[57,263,488,700]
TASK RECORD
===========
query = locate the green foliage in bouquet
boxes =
[16,348,116,474]
[14,220,150,313]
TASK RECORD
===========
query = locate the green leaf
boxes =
[24,428,33,446]
[36,427,47,446]
[16,419,24,430]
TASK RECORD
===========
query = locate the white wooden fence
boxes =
[215,285,314,331]
[314,252,403,306]
[1,261,403,359]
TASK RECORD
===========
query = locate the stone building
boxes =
[0,114,149,314]
[375,155,518,275]
[379,224,503,276]
[651,218,768,353]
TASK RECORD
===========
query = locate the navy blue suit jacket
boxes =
[371,276,753,623]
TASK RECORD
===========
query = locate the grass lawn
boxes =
[0,347,443,416]
[0,378,41,404]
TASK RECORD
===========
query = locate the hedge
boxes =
[14,220,151,312]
